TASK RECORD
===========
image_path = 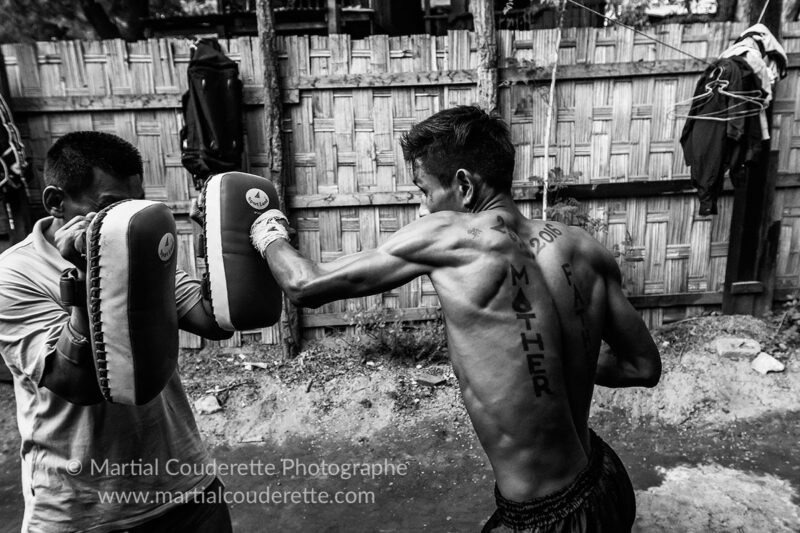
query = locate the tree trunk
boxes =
[256,0,301,358]
[470,0,498,113]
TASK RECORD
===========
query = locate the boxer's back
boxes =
[424,208,613,502]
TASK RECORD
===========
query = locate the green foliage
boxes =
[606,0,650,28]
[0,0,200,43]
[529,167,609,237]
[502,57,550,108]
[0,0,89,42]
[181,0,218,16]
[341,307,448,366]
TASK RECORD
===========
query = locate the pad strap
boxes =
[60,268,86,307]
[55,321,91,365]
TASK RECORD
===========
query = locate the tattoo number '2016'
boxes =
[492,216,535,259]
[529,223,563,254]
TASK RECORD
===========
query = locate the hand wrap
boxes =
[250,209,291,257]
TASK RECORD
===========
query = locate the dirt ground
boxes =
[0,311,798,532]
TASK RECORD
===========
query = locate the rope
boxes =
[756,0,771,24]
[565,0,713,66]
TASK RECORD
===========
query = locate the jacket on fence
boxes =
[719,23,788,141]
[680,56,763,216]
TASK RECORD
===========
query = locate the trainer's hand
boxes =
[54,213,96,271]
[189,196,205,228]
[250,209,292,257]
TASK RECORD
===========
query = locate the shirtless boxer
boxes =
[250,105,661,532]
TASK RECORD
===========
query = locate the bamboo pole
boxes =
[541,1,565,221]
[256,0,300,358]
[470,0,498,114]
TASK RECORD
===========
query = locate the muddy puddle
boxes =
[0,410,797,532]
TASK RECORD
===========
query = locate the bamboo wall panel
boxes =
[2,23,799,341]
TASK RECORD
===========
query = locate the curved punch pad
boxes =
[86,200,179,405]
[200,172,282,331]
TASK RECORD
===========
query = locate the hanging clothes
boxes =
[719,23,788,140]
[680,56,763,216]
[737,23,788,79]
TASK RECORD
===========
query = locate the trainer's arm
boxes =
[179,300,234,340]
[596,252,661,388]
[255,215,447,309]
[175,270,233,340]
[40,303,104,404]
[0,274,103,405]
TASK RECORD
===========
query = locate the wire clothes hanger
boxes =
[669,66,768,122]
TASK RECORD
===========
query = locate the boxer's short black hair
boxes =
[401,105,515,191]
[45,131,143,195]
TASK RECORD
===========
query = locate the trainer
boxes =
[0,132,234,532]
[251,106,661,532]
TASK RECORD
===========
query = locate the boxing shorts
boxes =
[197,172,283,331]
[85,200,179,405]
[482,430,636,533]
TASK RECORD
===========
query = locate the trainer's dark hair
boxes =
[401,105,515,191]
[44,131,143,195]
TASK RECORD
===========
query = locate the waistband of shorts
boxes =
[493,429,606,530]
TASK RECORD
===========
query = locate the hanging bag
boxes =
[180,38,244,191]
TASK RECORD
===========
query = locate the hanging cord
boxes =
[756,0,771,24]
[565,0,713,66]
[541,0,566,221]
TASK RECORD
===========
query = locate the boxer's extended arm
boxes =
[256,214,455,308]
[596,257,661,388]
[262,240,431,308]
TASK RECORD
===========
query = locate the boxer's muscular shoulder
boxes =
[566,225,618,276]
[380,211,476,266]
[383,211,457,248]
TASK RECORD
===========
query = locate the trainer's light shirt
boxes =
[0,217,214,533]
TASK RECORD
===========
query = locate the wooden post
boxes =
[327,0,340,34]
[754,151,781,315]
[470,0,497,114]
[721,5,783,316]
[256,0,300,358]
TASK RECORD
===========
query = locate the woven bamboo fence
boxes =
[2,22,799,346]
